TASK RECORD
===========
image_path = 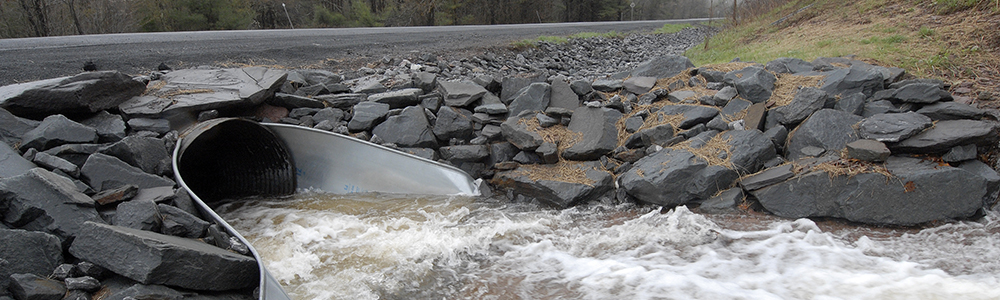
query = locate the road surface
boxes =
[0,19,711,85]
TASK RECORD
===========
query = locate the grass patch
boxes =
[654,23,693,34]
[933,0,983,14]
[919,25,935,38]
[685,0,1000,102]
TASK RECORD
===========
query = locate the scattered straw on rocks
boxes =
[513,161,598,186]
[518,117,582,153]
[700,62,758,73]
[615,108,686,148]
[770,74,825,107]
[673,134,736,170]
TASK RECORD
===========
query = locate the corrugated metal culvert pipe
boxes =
[175,118,296,203]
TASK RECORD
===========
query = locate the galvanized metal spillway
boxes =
[172,118,480,300]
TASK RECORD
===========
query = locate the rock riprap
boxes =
[1,25,998,297]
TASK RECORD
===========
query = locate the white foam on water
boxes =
[218,194,1000,300]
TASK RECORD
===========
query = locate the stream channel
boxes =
[217,192,1000,300]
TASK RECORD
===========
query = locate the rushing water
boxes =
[217,192,1000,300]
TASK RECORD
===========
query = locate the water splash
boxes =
[218,193,1000,300]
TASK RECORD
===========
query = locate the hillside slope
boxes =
[687,0,1000,108]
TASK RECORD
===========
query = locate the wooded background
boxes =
[0,0,723,38]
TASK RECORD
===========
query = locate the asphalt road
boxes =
[0,19,711,86]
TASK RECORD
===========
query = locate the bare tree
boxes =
[17,0,49,36]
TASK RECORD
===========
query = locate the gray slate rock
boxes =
[722,129,777,174]
[439,145,489,162]
[270,93,326,109]
[772,87,829,125]
[536,142,559,164]
[0,143,35,179]
[91,185,139,206]
[712,86,739,107]
[958,160,1000,208]
[658,104,720,129]
[8,273,67,300]
[891,83,953,104]
[630,55,695,78]
[834,92,866,116]
[819,65,885,97]
[474,103,508,115]
[315,93,366,109]
[349,77,386,94]
[488,142,519,165]
[0,229,63,278]
[916,101,985,120]
[739,164,795,191]
[19,114,98,152]
[942,144,977,162]
[81,153,175,191]
[858,112,933,142]
[753,156,987,225]
[507,82,551,117]
[157,204,209,238]
[500,112,545,151]
[892,120,1000,153]
[623,76,657,94]
[698,187,744,214]
[64,276,100,292]
[312,108,344,125]
[413,72,437,92]
[348,102,390,132]
[846,139,890,162]
[626,124,675,148]
[569,80,594,96]
[562,107,622,161]
[438,81,488,107]
[495,161,614,208]
[32,152,79,177]
[0,71,145,119]
[126,118,171,135]
[548,79,580,110]
[372,106,438,148]
[500,76,545,104]
[80,111,127,143]
[98,136,170,175]
[69,221,258,291]
[786,109,862,160]
[368,88,423,109]
[0,108,40,146]
[432,107,474,141]
[114,199,161,232]
[0,168,103,241]
[119,68,285,117]
[724,66,776,103]
[765,57,815,74]
[619,148,736,206]
[667,90,698,103]
[42,144,103,170]
[591,79,623,92]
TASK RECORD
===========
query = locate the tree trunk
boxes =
[65,0,85,35]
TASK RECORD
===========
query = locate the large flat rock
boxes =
[119,67,286,117]
[494,161,614,208]
[752,156,988,225]
[0,71,145,119]
[0,168,103,241]
[69,221,258,291]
